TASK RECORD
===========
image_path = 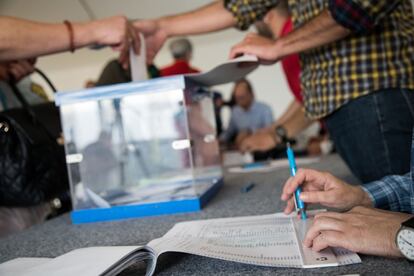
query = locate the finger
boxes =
[283,198,295,214]
[19,60,35,74]
[282,169,326,199]
[281,170,309,200]
[314,211,346,220]
[281,177,295,201]
[229,43,248,59]
[304,216,346,247]
[9,64,25,81]
[300,190,334,205]
[311,230,344,252]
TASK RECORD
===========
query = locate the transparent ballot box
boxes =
[55,76,223,223]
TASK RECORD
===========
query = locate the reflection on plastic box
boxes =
[56,76,223,223]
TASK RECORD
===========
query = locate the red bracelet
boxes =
[63,20,75,53]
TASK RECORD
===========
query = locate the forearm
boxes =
[274,9,350,59]
[0,17,99,60]
[158,1,236,38]
[279,105,313,138]
[273,100,301,127]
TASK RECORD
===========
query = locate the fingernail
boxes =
[300,194,307,200]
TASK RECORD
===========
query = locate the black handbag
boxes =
[0,69,69,207]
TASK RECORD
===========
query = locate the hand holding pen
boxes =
[286,142,307,220]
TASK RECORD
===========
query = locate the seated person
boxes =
[280,132,414,258]
[220,78,274,147]
[160,38,200,76]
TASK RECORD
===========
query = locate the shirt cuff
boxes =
[360,184,378,207]
[328,0,374,33]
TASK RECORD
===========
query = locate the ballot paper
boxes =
[129,35,259,86]
[1,211,360,276]
[186,54,259,86]
[129,33,148,82]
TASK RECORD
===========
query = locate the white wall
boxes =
[0,0,292,126]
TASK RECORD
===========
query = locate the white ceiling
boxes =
[0,0,213,22]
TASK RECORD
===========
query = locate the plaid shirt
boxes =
[224,0,414,119]
[362,131,414,213]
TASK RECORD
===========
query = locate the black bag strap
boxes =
[34,68,57,93]
[7,69,59,140]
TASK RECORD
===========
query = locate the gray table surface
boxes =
[1,154,413,275]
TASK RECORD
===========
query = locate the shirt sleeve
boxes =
[328,0,402,33]
[224,0,280,31]
[361,173,414,213]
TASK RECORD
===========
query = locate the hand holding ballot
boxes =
[281,169,373,214]
[0,15,139,62]
[304,206,412,257]
[229,33,282,65]
[281,168,414,258]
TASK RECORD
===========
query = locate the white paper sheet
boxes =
[18,246,142,276]
[0,258,51,275]
[148,212,361,268]
[185,55,259,86]
[129,33,148,82]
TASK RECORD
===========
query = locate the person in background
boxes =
[227,0,414,183]
[0,15,138,238]
[280,128,414,258]
[160,38,200,76]
[239,5,316,154]
[131,0,414,183]
[220,79,274,147]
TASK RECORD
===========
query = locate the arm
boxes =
[230,0,402,62]
[239,103,313,152]
[362,173,414,213]
[273,100,302,131]
[157,1,236,37]
[0,16,138,61]
[133,1,237,64]
[230,10,350,62]
[278,103,312,138]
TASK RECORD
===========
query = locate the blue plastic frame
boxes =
[70,178,223,224]
[55,75,186,106]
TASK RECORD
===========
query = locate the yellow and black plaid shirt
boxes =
[225,0,414,119]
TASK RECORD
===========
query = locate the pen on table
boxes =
[286,142,307,220]
[240,182,255,193]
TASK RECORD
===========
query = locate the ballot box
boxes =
[55,56,258,224]
[55,76,225,223]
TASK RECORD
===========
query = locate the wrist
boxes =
[273,37,287,60]
[158,18,172,39]
[72,21,94,48]
[354,186,374,208]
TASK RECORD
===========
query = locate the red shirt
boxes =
[279,19,303,103]
[160,60,200,77]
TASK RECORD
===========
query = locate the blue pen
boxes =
[286,142,307,220]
